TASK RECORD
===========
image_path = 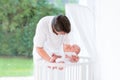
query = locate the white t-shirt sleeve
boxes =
[33,18,47,47]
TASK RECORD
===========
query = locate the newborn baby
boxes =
[51,44,80,63]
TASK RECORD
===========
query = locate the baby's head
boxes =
[71,45,80,54]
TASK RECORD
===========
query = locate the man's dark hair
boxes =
[52,15,71,33]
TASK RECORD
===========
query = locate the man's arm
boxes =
[36,47,59,62]
[36,47,51,62]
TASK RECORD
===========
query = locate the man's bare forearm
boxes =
[36,47,51,62]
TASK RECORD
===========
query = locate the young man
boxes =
[32,15,80,79]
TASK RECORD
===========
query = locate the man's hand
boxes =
[48,53,64,70]
[50,53,62,63]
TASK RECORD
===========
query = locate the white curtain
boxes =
[65,4,99,80]
[65,4,96,60]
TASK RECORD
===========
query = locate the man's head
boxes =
[52,15,71,35]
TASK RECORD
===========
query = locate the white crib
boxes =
[38,57,92,80]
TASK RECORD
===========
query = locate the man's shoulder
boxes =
[37,16,54,26]
[36,16,54,31]
[40,16,55,21]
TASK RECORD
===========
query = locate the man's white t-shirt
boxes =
[33,16,70,61]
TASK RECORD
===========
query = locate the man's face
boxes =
[56,31,66,35]
[53,27,66,35]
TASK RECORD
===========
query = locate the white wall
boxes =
[95,0,120,80]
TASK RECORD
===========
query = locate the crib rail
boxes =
[38,57,92,80]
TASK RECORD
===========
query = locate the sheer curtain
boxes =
[65,4,99,80]
[65,4,96,60]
